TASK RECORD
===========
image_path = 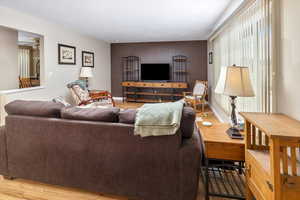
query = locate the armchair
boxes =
[183,80,208,113]
[69,84,115,107]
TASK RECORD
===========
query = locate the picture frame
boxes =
[209,52,213,64]
[82,51,94,67]
[58,44,76,65]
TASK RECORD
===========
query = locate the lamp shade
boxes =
[215,65,255,97]
[80,67,93,78]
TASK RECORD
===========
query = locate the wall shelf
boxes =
[122,56,140,81]
[172,55,188,82]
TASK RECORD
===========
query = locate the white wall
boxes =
[207,41,230,123]
[0,6,111,102]
[0,6,111,125]
[278,0,300,121]
[0,26,19,90]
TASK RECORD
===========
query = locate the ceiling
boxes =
[0,0,243,43]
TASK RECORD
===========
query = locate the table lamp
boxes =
[215,65,255,139]
[80,67,93,88]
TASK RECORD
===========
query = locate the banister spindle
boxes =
[291,147,297,176]
[251,124,256,146]
[282,147,288,175]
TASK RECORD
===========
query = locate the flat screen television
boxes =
[140,63,170,81]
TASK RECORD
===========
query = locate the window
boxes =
[211,0,273,114]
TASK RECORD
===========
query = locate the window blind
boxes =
[211,0,273,114]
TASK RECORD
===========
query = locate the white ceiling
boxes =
[0,0,243,43]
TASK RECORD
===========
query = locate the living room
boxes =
[0,0,299,200]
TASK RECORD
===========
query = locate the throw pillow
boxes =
[52,96,71,107]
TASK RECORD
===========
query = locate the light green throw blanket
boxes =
[134,101,184,137]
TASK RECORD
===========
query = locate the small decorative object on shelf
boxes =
[172,55,188,82]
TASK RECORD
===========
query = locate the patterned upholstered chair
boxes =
[68,82,115,107]
[183,80,208,113]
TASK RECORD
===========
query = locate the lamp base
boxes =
[226,127,244,140]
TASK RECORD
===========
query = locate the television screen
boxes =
[141,63,170,81]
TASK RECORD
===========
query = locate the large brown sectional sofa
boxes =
[0,100,203,200]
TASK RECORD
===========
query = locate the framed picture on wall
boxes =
[209,52,213,64]
[82,51,94,67]
[58,44,76,65]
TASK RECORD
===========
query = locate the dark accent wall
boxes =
[111,41,207,96]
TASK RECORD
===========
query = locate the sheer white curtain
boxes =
[18,48,30,78]
[212,0,273,114]
[0,94,7,126]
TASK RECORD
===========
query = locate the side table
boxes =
[196,122,246,200]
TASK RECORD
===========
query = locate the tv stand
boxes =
[121,81,188,103]
[141,80,170,83]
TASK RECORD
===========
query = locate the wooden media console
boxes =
[121,81,188,103]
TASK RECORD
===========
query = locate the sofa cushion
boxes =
[61,106,120,122]
[180,107,196,138]
[119,109,137,124]
[5,100,64,118]
[117,106,195,138]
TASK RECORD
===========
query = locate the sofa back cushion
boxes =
[119,109,137,124]
[61,106,120,122]
[5,100,64,118]
[118,106,195,138]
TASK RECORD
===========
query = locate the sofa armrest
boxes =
[0,126,8,176]
[179,128,203,200]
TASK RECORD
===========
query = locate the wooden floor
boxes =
[0,102,227,200]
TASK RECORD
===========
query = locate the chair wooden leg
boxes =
[107,92,115,107]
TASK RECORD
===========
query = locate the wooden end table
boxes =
[196,122,246,200]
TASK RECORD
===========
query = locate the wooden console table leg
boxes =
[245,184,254,200]
[3,176,14,180]
[204,160,210,200]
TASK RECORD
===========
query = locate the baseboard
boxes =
[113,97,124,103]
[208,102,228,123]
